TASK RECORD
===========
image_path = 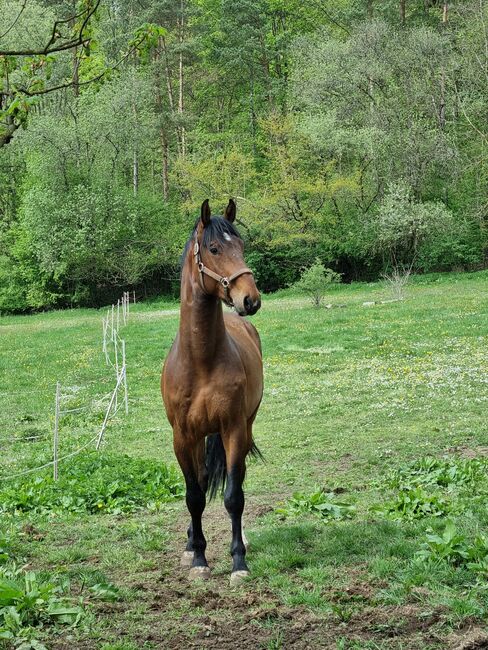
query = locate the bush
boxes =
[293,258,341,307]
[369,181,481,271]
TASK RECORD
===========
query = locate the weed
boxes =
[0,567,83,646]
[416,521,488,572]
[0,454,184,516]
[275,491,355,521]
[382,457,488,492]
[374,486,452,521]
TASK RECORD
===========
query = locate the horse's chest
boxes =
[170,374,244,433]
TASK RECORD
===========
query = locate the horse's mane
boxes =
[180,216,242,269]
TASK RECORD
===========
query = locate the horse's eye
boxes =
[210,246,219,255]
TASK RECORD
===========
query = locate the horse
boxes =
[161,198,263,585]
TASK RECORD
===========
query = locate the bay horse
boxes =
[161,199,263,585]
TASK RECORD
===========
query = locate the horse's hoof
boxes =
[180,551,194,567]
[188,566,211,581]
[230,570,250,586]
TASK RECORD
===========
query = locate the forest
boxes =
[0,0,486,312]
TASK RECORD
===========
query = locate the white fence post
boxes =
[122,340,128,414]
[111,304,115,341]
[114,338,119,409]
[53,382,60,480]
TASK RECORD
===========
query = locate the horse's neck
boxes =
[178,262,226,364]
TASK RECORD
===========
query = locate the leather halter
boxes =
[193,239,253,306]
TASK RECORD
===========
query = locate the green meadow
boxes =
[1,271,488,649]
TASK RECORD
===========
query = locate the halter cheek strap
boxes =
[193,241,253,305]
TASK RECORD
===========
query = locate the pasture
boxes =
[1,271,488,649]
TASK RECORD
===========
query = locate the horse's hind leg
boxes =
[174,435,210,579]
[221,426,250,585]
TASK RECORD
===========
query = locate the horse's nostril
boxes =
[244,295,253,312]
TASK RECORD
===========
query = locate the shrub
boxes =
[293,258,341,307]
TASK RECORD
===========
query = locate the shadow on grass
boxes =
[249,519,419,576]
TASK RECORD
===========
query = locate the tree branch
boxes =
[0,0,28,41]
[0,1,101,56]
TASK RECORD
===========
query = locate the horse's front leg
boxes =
[222,426,249,585]
[174,435,210,580]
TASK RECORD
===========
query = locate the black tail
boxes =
[206,434,227,500]
[205,434,264,501]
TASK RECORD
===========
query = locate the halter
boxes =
[193,239,253,306]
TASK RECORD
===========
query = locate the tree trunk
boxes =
[439,2,448,129]
[133,149,138,196]
[72,45,80,97]
[442,2,448,23]
[154,43,171,199]
[161,129,169,200]
[400,0,406,24]
[178,0,186,157]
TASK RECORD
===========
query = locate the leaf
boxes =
[0,579,23,605]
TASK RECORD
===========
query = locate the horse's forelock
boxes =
[201,216,241,248]
[180,216,242,271]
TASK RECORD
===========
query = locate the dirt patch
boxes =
[448,628,488,650]
[446,446,488,459]
[48,498,459,650]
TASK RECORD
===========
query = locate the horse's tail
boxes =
[206,433,227,500]
[205,433,264,501]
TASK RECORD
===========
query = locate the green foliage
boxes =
[276,490,355,521]
[1,0,487,310]
[370,182,479,270]
[293,258,341,307]
[0,567,83,646]
[375,456,488,522]
[375,487,452,521]
[382,456,488,492]
[416,521,488,571]
[0,454,184,516]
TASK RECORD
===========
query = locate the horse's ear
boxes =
[224,198,236,223]
[200,199,211,227]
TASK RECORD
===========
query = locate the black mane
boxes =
[180,216,242,269]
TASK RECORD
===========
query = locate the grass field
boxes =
[1,271,488,649]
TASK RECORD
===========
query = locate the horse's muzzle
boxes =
[243,295,261,316]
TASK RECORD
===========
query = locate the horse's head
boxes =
[193,199,261,316]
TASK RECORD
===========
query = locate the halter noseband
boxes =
[193,240,253,306]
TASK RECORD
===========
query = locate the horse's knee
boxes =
[199,467,209,494]
[185,479,205,516]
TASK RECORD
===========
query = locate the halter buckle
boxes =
[220,277,230,288]
[198,261,204,272]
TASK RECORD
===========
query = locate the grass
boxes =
[1,270,488,648]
